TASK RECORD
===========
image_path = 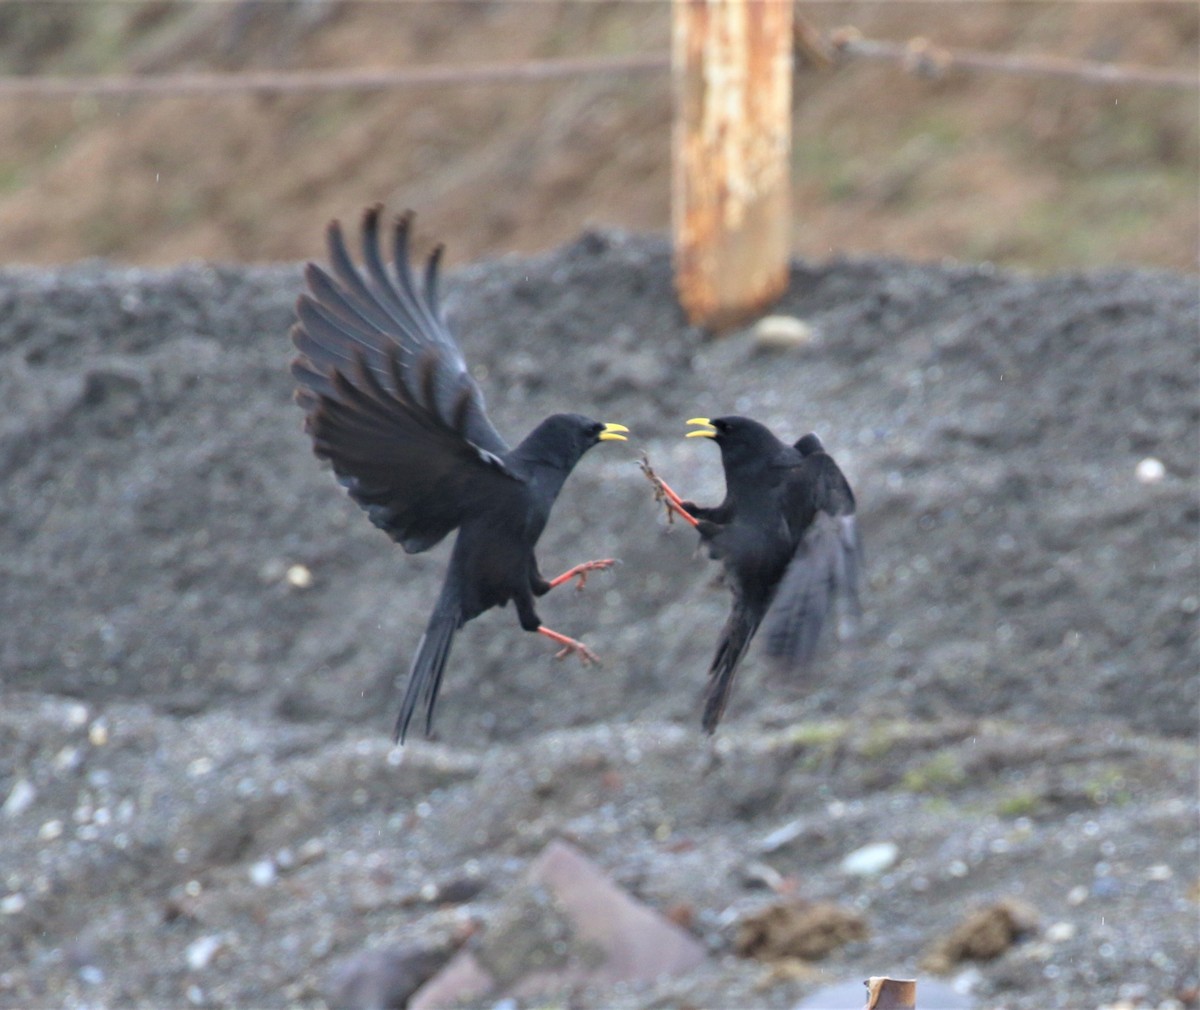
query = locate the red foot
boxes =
[638,455,699,527]
[538,626,601,665]
[547,558,615,592]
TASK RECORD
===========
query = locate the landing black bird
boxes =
[647,416,860,732]
[290,206,629,742]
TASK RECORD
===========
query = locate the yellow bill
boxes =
[686,417,717,438]
[599,422,630,442]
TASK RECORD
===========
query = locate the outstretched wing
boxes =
[292,207,517,553]
[764,450,862,664]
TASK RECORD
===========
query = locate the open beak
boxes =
[599,422,630,442]
[685,417,717,438]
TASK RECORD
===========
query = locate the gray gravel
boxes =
[0,231,1196,1009]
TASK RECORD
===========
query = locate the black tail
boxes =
[394,609,462,743]
[701,601,764,733]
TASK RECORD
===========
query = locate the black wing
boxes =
[763,451,862,664]
[292,208,517,553]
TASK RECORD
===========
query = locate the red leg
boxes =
[546,558,615,592]
[638,455,699,527]
[538,626,601,665]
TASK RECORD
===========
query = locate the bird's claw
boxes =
[570,558,615,591]
[638,453,697,527]
[548,558,616,592]
[554,640,601,666]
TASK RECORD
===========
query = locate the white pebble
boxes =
[79,965,104,985]
[1046,921,1077,943]
[0,894,26,915]
[286,564,314,589]
[2,780,36,818]
[38,819,64,842]
[752,315,815,349]
[1135,457,1165,483]
[185,934,223,971]
[841,841,899,876]
[758,817,807,853]
[249,859,277,887]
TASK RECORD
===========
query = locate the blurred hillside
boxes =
[0,0,1196,270]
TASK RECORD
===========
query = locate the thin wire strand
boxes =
[830,30,1198,92]
[0,29,1193,100]
[0,54,670,99]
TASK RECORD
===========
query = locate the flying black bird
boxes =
[646,416,860,732]
[290,206,629,742]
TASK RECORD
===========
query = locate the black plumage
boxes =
[290,206,628,742]
[655,416,860,732]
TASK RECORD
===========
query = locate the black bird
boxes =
[290,206,629,742]
[648,416,860,732]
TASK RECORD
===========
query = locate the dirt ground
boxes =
[0,228,1196,1008]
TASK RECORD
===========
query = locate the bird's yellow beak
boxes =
[686,417,717,438]
[599,422,629,442]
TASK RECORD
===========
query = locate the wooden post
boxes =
[864,976,917,1009]
[672,0,794,332]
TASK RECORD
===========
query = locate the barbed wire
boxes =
[828,28,1198,92]
[0,53,669,99]
[0,28,1193,100]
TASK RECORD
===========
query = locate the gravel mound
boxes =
[0,233,1195,1008]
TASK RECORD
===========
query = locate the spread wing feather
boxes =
[292,207,516,553]
[764,451,862,664]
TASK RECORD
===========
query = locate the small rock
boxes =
[88,721,109,746]
[185,935,223,972]
[79,965,104,985]
[0,894,26,915]
[752,315,815,350]
[1045,921,1076,943]
[2,779,36,818]
[758,818,807,853]
[249,859,277,887]
[326,945,448,1010]
[286,563,314,589]
[840,841,898,876]
[1135,457,1165,483]
[38,820,64,841]
[741,860,786,891]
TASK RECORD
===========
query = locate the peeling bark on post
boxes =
[864,976,918,1009]
[672,0,794,332]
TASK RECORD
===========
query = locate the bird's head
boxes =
[686,415,783,469]
[517,413,628,470]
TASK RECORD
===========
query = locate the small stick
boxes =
[638,453,699,528]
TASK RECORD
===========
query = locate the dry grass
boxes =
[0,0,1194,270]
